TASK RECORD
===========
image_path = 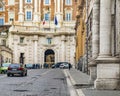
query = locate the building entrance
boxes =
[44,49,55,68]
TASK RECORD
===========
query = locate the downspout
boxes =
[114,0,116,56]
[86,0,89,74]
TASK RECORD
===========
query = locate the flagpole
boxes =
[54,15,58,32]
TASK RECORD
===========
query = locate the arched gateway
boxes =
[44,49,55,67]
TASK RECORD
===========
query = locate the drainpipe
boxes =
[86,0,89,74]
[114,0,116,56]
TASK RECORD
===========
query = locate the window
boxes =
[26,0,32,3]
[2,40,6,46]
[47,38,52,44]
[20,37,24,43]
[44,13,50,21]
[26,11,32,20]
[8,0,15,5]
[66,13,72,21]
[65,0,72,5]
[0,7,4,11]
[44,0,50,5]
[8,12,14,23]
[0,18,4,25]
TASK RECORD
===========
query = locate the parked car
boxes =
[59,63,69,69]
[0,63,11,74]
[52,62,72,69]
[7,64,27,77]
[52,62,63,68]
[25,64,33,69]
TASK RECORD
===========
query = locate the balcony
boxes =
[10,24,75,35]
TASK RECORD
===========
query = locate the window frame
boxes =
[0,7,4,11]
[20,37,24,43]
[8,0,15,5]
[65,13,72,21]
[65,0,72,5]
[25,0,32,3]
[25,10,32,21]
[47,38,52,44]
[0,18,4,25]
[44,0,51,5]
[44,13,50,21]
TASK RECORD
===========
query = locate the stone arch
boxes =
[44,49,55,67]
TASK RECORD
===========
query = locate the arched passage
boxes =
[44,49,55,67]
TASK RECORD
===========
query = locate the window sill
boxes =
[18,43,27,46]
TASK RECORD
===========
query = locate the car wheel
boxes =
[25,72,27,76]
[1,71,4,74]
[12,74,14,76]
[21,73,24,77]
[7,74,10,77]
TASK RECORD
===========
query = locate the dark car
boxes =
[7,64,27,77]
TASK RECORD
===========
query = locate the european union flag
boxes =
[54,16,58,25]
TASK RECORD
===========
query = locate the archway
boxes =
[44,49,55,68]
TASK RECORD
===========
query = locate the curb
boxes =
[64,69,86,96]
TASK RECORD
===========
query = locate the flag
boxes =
[43,19,45,25]
[54,16,58,25]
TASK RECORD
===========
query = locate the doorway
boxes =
[44,49,55,68]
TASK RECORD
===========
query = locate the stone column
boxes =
[18,0,24,22]
[89,0,100,84]
[61,35,65,61]
[55,0,61,27]
[33,35,38,64]
[33,0,39,22]
[95,0,120,89]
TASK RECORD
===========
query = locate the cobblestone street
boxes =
[0,69,70,96]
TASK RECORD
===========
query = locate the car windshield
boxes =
[9,64,21,68]
[2,63,11,67]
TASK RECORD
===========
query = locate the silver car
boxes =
[59,63,69,69]
[7,64,27,77]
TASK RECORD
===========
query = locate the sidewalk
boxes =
[66,68,120,96]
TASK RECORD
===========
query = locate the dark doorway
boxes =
[44,49,55,68]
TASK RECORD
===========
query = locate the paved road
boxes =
[0,69,70,96]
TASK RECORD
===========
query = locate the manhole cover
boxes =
[44,89,50,91]
[53,78,65,80]
[50,88,57,89]
[13,90,29,92]
[74,84,92,89]
[36,75,41,76]
[23,94,38,96]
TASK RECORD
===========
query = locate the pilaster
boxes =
[18,0,24,23]
[95,0,120,89]
[33,0,39,23]
[33,35,38,64]
[89,0,100,84]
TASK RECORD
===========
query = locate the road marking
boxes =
[63,70,78,96]
[0,75,6,78]
[40,69,52,76]
[63,69,85,96]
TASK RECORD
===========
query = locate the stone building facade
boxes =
[75,0,120,89]
[0,26,13,65]
[75,0,87,72]
[0,0,76,66]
